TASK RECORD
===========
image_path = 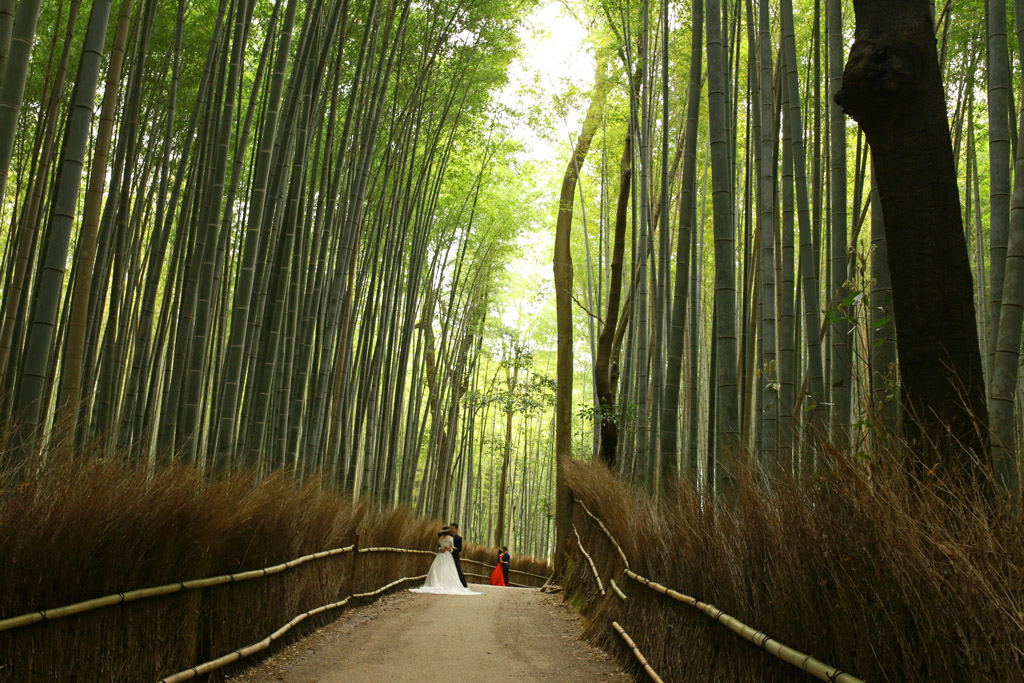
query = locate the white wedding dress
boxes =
[409,535,480,595]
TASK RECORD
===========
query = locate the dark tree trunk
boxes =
[554,50,611,575]
[594,132,631,468]
[835,0,990,483]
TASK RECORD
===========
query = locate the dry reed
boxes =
[563,454,1024,682]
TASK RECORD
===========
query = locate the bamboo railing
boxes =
[577,500,631,568]
[0,540,433,680]
[0,544,357,633]
[572,524,605,596]
[612,621,664,683]
[158,548,433,683]
[509,568,551,581]
[0,544,466,634]
[458,557,551,587]
[158,545,549,680]
[157,594,355,683]
[2,537,551,681]
[574,500,865,683]
[624,570,864,683]
[358,546,436,556]
[0,542,430,680]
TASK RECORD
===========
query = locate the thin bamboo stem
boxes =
[352,573,428,599]
[572,523,605,596]
[611,621,664,683]
[577,500,630,569]
[357,546,435,555]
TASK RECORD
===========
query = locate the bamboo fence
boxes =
[509,568,551,581]
[611,621,665,683]
[159,546,548,680]
[459,557,550,587]
[572,524,606,596]
[0,544,356,632]
[358,546,436,556]
[577,501,630,568]
[0,541,439,680]
[156,594,354,683]
[0,544,462,635]
[159,566,431,682]
[574,500,865,683]
[455,568,525,586]
[2,538,550,680]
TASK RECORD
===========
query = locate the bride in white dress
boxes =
[410,528,480,595]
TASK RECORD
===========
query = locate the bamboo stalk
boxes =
[353,574,428,599]
[357,546,436,555]
[624,570,863,683]
[572,524,605,596]
[459,558,491,567]
[509,568,553,581]
[611,621,664,683]
[0,544,356,632]
[577,500,630,569]
[609,578,628,600]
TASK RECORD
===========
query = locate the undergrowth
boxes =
[0,449,548,681]
[563,455,1024,682]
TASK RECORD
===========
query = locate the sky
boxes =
[497,1,593,332]
[497,2,594,167]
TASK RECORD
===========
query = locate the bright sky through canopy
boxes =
[498,1,591,331]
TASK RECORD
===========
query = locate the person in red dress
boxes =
[489,550,506,586]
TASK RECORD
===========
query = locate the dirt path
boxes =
[229,584,630,683]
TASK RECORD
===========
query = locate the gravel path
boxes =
[229,584,630,682]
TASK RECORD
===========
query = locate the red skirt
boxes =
[489,563,506,586]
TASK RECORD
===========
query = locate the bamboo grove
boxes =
[0,0,1023,563]
[554,0,1024,500]
[0,0,565,552]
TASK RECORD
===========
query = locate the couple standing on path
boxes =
[489,547,510,586]
[410,523,481,595]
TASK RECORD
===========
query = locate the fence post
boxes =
[347,533,360,598]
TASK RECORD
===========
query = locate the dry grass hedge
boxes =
[563,456,1024,682]
[0,449,547,681]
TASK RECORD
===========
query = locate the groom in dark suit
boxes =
[450,523,468,587]
[500,546,510,585]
